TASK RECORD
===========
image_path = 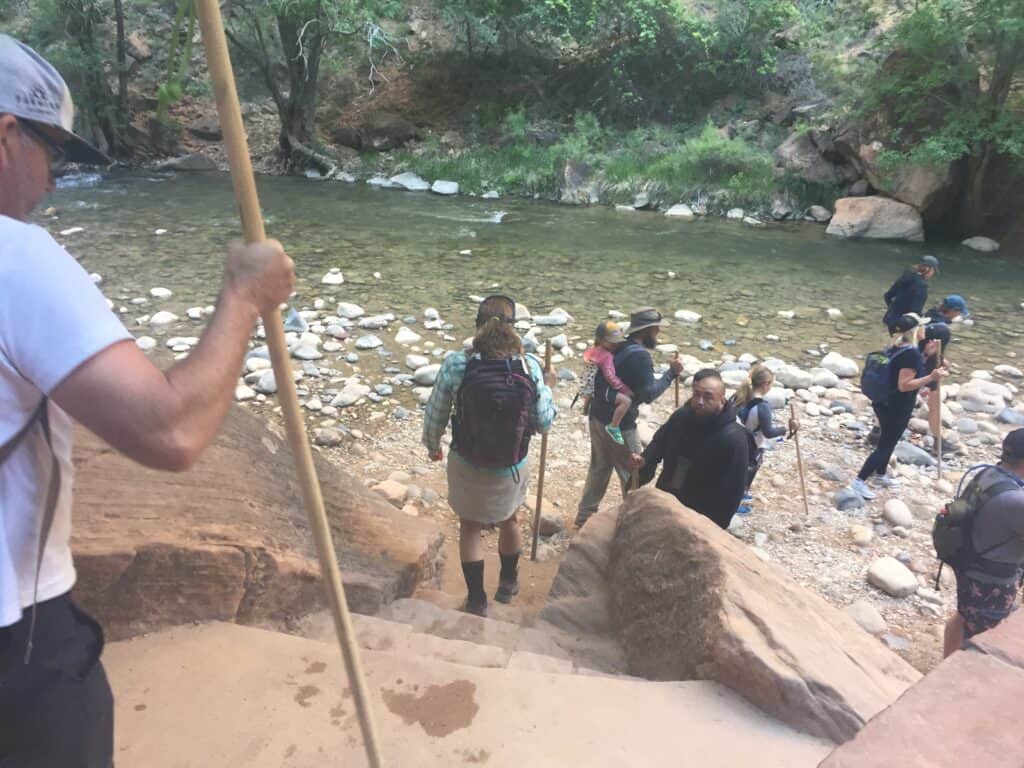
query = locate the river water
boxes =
[46,171,1023,374]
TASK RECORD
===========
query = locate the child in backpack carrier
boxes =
[731,365,798,514]
[580,320,633,445]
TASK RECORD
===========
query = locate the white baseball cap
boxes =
[0,34,109,165]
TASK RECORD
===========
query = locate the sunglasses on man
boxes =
[19,119,66,173]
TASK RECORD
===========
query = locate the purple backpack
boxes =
[452,357,537,470]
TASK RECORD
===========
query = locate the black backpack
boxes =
[451,357,537,472]
[932,464,1023,587]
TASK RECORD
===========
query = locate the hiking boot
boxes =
[463,595,488,618]
[850,478,877,500]
[871,474,901,490]
[494,579,519,604]
[736,504,753,516]
[605,424,625,445]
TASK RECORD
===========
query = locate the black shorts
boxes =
[955,569,1022,639]
[0,593,114,767]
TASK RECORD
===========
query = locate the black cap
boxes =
[921,255,940,272]
[1003,429,1024,463]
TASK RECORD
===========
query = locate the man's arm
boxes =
[51,241,293,471]
[710,430,749,525]
[628,350,678,404]
[638,419,671,486]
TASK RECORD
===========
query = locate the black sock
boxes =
[461,560,486,602]
[499,551,520,584]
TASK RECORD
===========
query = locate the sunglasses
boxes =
[19,120,66,172]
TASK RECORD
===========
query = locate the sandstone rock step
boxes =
[294,610,576,675]
[105,622,835,767]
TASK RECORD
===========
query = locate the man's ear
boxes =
[0,114,19,170]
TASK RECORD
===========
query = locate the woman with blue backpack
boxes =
[422,295,557,617]
[850,313,945,499]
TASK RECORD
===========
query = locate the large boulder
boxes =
[826,197,924,242]
[329,111,421,152]
[607,488,920,742]
[773,131,844,185]
[71,406,445,640]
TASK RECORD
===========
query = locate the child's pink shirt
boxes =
[583,346,633,397]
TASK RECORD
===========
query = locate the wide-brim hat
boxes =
[624,307,663,335]
[0,35,110,166]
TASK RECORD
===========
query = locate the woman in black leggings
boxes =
[851,313,945,499]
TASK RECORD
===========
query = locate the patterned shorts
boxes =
[955,569,1022,638]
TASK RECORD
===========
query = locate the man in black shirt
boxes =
[575,307,683,528]
[630,369,750,530]
[883,255,939,333]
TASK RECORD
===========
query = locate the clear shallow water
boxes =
[44,171,1024,372]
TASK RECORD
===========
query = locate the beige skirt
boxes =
[447,453,530,525]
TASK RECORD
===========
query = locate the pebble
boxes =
[321,268,345,285]
[149,310,179,327]
[867,557,919,597]
[674,310,702,324]
[845,600,887,634]
[413,364,441,386]
[850,525,873,547]
[313,427,345,447]
[150,287,173,299]
[337,302,365,319]
[395,327,422,345]
[355,335,383,350]
[136,336,156,351]
[235,384,256,401]
[882,499,914,528]
[330,383,371,408]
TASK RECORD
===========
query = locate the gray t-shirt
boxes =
[971,467,1024,566]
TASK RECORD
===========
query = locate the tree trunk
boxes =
[276,6,327,161]
[113,0,129,152]
[958,33,1024,234]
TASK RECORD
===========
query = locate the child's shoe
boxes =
[605,425,625,445]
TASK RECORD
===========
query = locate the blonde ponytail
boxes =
[733,364,773,409]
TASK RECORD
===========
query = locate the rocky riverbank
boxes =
[105,272,1024,674]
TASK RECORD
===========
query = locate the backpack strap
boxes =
[0,397,62,664]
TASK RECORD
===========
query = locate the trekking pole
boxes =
[790,402,810,518]
[673,352,680,409]
[937,348,944,481]
[195,4,384,766]
[530,343,554,561]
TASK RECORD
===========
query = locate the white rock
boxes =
[59,226,84,236]
[742,216,763,227]
[810,368,840,389]
[337,302,364,320]
[777,310,795,320]
[186,307,204,320]
[235,384,256,402]
[664,204,695,219]
[149,287,173,299]
[321,268,345,285]
[431,180,459,195]
[135,336,157,351]
[821,351,859,378]
[359,314,391,330]
[482,191,500,199]
[826,308,843,320]
[355,335,383,350]
[405,354,430,370]
[413,364,441,387]
[149,311,179,327]
[961,236,999,252]
[330,383,371,408]
[883,499,914,528]
[389,172,430,191]
[845,600,887,635]
[763,388,787,409]
[867,557,918,598]
[721,369,750,388]
[726,208,744,220]
[995,364,1023,379]
[776,366,812,390]
[674,310,702,324]
[395,327,422,345]
[253,370,277,395]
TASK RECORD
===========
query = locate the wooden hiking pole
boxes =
[673,352,680,409]
[936,348,944,481]
[789,402,810,518]
[531,343,554,561]
[195,3,384,766]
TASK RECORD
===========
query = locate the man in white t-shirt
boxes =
[0,36,294,766]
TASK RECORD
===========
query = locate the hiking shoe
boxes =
[605,424,625,445]
[494,580,519,604]
[736,505,753,516]
[742,493,753,502]
[463,595,488,618]
[851,478,877,500]
[871,474,901,490]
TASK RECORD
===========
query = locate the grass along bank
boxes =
[364,111,837,216]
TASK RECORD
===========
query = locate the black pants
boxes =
[0,594,113,767]
[858,401,912,481]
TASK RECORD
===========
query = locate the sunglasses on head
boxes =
[19,119,66,172]
[476,294,517,325]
